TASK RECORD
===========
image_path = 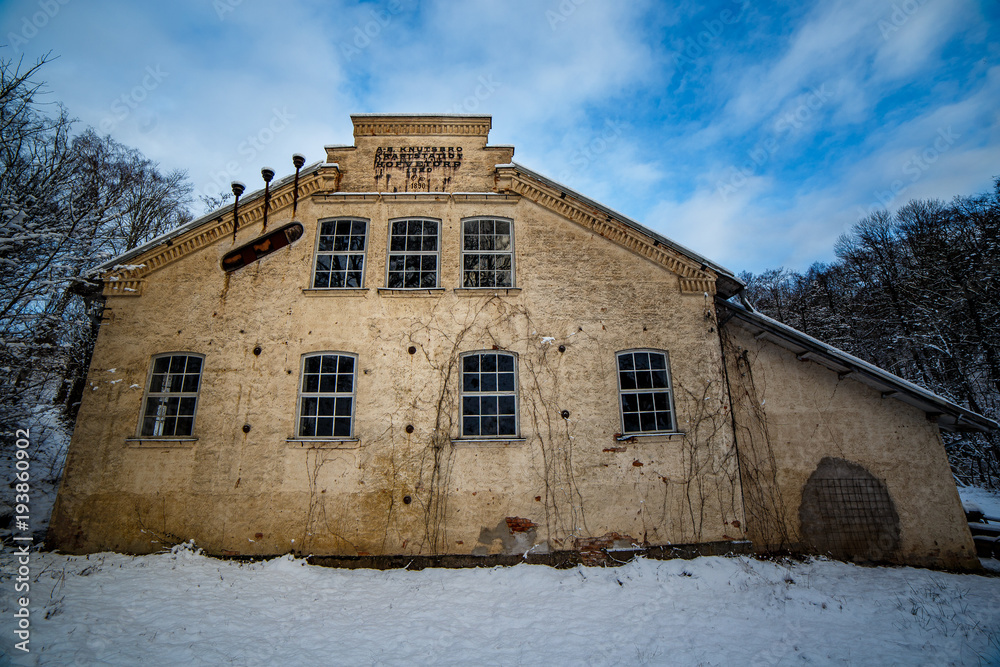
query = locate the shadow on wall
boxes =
[799,457,901,562]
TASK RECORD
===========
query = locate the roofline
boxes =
[350,113,493,119]
[88,161,325,275]
[506,162,745,298]
[717,298,998,433]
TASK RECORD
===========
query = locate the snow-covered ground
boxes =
[960,485,1000,520]
[2,546,999,666]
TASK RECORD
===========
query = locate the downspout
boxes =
[715,293,750,547]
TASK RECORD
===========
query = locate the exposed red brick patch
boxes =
[254,532,263,539]
[731,520,741,528]
[505,517,537,533]
[575,532,636,566]
[534,496,541,502]
[632,460,644,467]
[603,446,627,453]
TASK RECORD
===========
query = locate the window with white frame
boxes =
[312,218,367,288]
[297,353,357,438]
[139,353,204,437]
[461,351,518,437]
[386,218,439,288]
[462,217,514,288]
[616,350,676,434]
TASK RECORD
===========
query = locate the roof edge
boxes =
[89,161,326,276]
[505,163,744,298]
[718,298,998,433]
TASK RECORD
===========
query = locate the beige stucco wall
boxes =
[723,324,979,569]
[49,122,743,556]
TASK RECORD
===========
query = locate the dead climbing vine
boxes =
[718,325,793,550]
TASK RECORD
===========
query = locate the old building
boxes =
[48,115,995,569]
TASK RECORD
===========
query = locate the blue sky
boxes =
[2,0,997,274]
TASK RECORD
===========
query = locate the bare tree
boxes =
[1,56,194,435]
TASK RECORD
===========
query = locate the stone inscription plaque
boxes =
[374,146,463,191]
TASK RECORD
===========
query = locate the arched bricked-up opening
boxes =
[799,457,900,562]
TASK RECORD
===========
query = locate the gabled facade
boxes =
[49,115,993,569]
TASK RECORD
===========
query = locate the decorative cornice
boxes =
[351,115,492,138]
[99,168,335,295]
[103,278,145,297]
[497,167,717,294]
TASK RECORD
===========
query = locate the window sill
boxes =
[454,288,521,297]
[616,432,686,443]
[125,437,198,448]
[301,288,369,296]
[377,288,446,297]
[286,438,361,449]
[451,437,526,446]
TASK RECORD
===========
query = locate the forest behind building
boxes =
[741,185,1000,489]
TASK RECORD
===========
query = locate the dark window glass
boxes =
[298,353,357,438]
[617,351,674,434]
[313,219,367,289]
[461,352,518,437]
[462,218,514,288]
[140,354,203,437]
[387,219,438,289]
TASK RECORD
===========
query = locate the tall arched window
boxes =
[616,349,676,434]
[139,353,204,437]
[460,351,518,437]
[297,352,358,438]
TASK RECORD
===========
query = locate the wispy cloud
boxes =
[1,0,995,273]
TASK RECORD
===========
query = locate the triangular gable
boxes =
[93,115,743,299]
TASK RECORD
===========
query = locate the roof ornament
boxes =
[230,181,246,242]
[260,167,275,232]
[291,153,306,215]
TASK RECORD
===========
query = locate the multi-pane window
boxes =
[297,353,357,438]
[461,352,518,437]
[386,218,439,289]
[462,217,513,288]
[617,350,676,434]
[313,218,367,288]
[140,354,203,437]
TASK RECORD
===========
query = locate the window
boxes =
[312,218,367,288]
[462,217,513,288]
[297,353,357,438]
[616,350,676,434]
[386,218,439,288]
[461,351,518,437]
[140,354,203,437]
